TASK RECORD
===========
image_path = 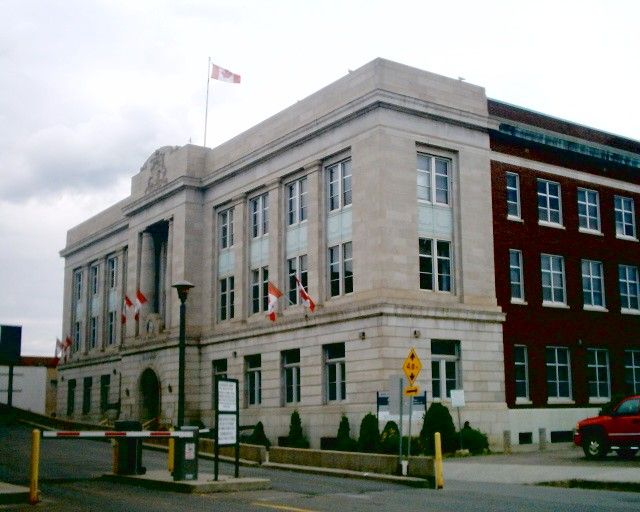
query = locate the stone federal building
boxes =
[57,58,640,449]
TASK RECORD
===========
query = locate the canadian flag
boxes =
[295,276,315,312]
[135,290,148,321]
[123,295,134,323]
[266,282,283,322]
[55,338,64,358]
[211,63,241,84]
[62,336,72,363]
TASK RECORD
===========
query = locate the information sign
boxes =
[217,380,238,412]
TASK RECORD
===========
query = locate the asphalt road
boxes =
[2,423,640,511]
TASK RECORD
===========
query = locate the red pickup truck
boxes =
[574,395,640,459]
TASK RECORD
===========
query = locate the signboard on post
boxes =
[402,348,422,386]
[214,377,239,480]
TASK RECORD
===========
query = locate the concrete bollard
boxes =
[29,429,40,504]
[503,430,512,454]
[434,432,444,489]
[168,428,175,472]
[538,428,547,451]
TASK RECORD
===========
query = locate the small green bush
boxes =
[286,410,309,448]
[380,421,400,454]
[358,412,380,453]
[243,421,271,447]
[459,426,489,455]
[420,402,457,454]
[335,415,357,452]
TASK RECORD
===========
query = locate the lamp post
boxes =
[172,280,194,428]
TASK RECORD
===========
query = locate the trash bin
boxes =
[173,426,199,481]
[114,420,146,475]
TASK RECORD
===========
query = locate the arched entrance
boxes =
[139,368,160,421]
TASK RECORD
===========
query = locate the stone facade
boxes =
[58,58,515,447]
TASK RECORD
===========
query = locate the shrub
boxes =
[286,410,309,448]
[243,421,271,448]
[420,402,457,454]
[335,415,357,452]
[459,426,489,455]
[380,421,400,454]
[358,412,380,453]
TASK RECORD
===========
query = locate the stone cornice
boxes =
[121,176,202,217]
[60,219,129,258]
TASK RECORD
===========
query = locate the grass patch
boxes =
[538,480,640,494]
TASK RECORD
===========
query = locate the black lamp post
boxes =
[172,280,194,428]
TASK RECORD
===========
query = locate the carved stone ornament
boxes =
[142,146,179,194]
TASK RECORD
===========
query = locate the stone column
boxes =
[305,160,324,306]
[267,180,283,308]
[232,197,247,321]
[165,218,174,329]
[139,231,156,326]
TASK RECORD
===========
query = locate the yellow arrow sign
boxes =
[404,385,420,396]
[403,348,422,385]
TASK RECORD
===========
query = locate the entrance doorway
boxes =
[139,368,160,421]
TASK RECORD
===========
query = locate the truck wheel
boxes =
[583,432,607,459]
[617,448,637,460]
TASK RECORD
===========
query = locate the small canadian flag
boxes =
[295,276,315,312]
[135,290,147,321]
[266,282,283,322]
[211,63,241,84]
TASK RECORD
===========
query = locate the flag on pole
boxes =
[55,338,64,358]
[211,63,241,83]
[62,336,72,363]
[123,295,134,323]
[135,290,147,321]
[295,276,316,312]
[267,282,283,322]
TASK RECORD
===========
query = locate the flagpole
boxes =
[203,56,211,147]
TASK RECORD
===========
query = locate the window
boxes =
[219,276,235,321]
[245,355,261,406]
[431,340,460,400]
[417,154,451,205]
[90,265,99,296]
[213,359,228,380]
[514,345,529,401]
[107,311,116,346]
[282,349,301,404]
[619,265,640,312]
[509,249,524,301]
[615,195,636,239]
[107,256,118,289]
[287,255,308,305]
[82,376,92,415]
[582,260,605,308]
[587,348,610,400]
[324,343,346,402]
[219,208,234,249]
[624,350,640,394]
[286,177,308,225]
[100,374,110,413]
[250,267,269,314]
[327,159,352,211]
[73,269,83,302]
[537,179,562,225]
[90,316,98,349]
[541,254,566,305]
[577,188,600,232]
[506,172,521,219]
[419,239,452,292]
[546,347,572,400]
[67,379,76,416]
[73,321,82,353]
[250,193,269,238]
[328,242,353,297]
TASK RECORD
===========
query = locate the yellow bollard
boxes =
[168,428,175,472]
[29,429,40,504]
[434,432,444,489]
[112,439,119,474]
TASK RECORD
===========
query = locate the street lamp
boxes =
[172,280,194,428]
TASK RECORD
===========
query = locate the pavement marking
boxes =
[252,502,319,512]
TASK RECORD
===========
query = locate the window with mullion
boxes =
[514,345,529,400]
[587,348,610,400]
[282,349,301,404]
[324,343,346,402]
[286,177,308,225]
[541,254,566,304]
[250,194,268,238]
[90,265,99,296]
[287,255,308,305]
[245,355,261,406]
[328,242,353,297]
[537,179,562,225]
[624,350,640,394]
[615,195,636,238]
[506,172,521,219]
[250,267,269,314]
[107,311,116,345]
[419,239,452,292]
[219,276,235,321]
[582,259,605,308]
[219,208,234,249]
[619,265,640,311]
[577,188,600,232]
[417,154,451,205]
[82,376,92,415]
[509,249,524,301]
[107,257,118,289]
[431,340,460,400]
[327,159,352,211]
[546,346,572,399]
[73,269,83,303]
[90,316,98,349]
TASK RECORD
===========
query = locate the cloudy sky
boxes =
[1,0,638,356]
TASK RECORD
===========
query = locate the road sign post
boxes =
[401,348,423,471]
